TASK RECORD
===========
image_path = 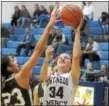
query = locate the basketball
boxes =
[61,4,83,28]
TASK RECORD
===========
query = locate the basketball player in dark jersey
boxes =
[1,6,60,106]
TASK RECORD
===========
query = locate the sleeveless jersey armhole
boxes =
[69,71,78,92]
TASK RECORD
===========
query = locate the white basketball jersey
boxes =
[40,72,77,105]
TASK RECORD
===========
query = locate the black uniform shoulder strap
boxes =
[4,74,15,87]
[5,74,15,83]
[38,83,44,98]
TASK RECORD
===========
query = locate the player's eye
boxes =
[64,56,70,60]
[64,57,69,59]
[58,57,70,62]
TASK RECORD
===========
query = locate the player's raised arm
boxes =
[15,7,59,88]
[40,45,54,81]
[71,18,83,85]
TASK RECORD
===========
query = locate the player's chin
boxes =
[59,64,69,69]
[59,67,70,73]
[14,66,19,73]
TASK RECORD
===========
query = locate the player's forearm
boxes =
[73,31,81,59]
[40,58,49,81]
[30,23,53,64]
[71,31,81,85]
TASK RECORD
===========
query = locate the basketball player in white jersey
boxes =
[34,17,83,105]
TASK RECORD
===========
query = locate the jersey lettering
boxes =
[49,87,64,99]
[12,88,25,105]
[56,87,64,99]
[49,87,55,98]
[2,88,25,105]
[46,100,67,105]
[47,76,68,86]
[41,73,75,105]
[2,93,11,105]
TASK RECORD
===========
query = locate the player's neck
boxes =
[57,69,68,74]
[57,69,63,74]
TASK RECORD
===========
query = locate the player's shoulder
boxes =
[34,84,39,95]
[34,82,43,92]
[3,74,15,91]
[34,84,39,92]
[35,82,44,98]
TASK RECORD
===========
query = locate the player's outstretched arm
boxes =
[71,18,83,85]
[40,45,54,81]
[15,7,59,88]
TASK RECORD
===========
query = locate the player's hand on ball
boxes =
[74,17,83,33]
[45,45,54,60]
[49,5,61,26]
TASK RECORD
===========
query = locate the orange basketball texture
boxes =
[61,4,83,28]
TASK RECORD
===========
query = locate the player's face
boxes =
[57,53,72,73]
[8,56,19,73]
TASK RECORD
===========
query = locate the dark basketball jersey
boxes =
[2,75,33,106]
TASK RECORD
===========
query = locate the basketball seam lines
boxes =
[64,6,78,22]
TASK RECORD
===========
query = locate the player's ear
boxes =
[7,66,12,71]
